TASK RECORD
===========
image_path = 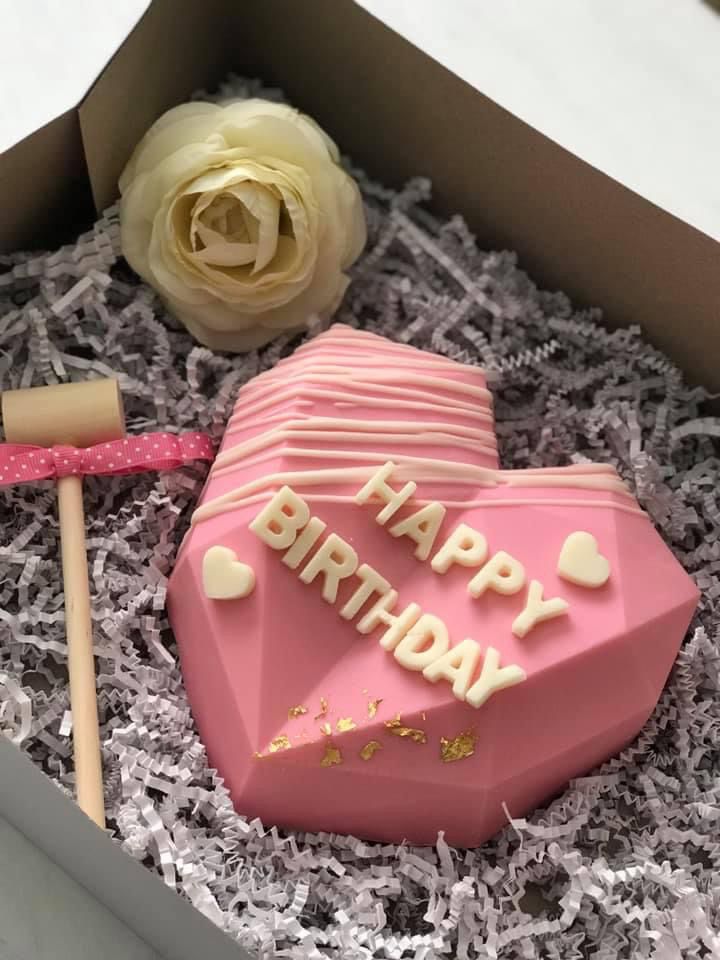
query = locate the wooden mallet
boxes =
[2,379,125,828]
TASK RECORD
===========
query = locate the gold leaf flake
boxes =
[252,751,265,759]
[314,697,329,719]
[385,714,427,744]
[359,740,383,761]
[288,705,308,719]
[268,735,291,753]
[440,730,477,763]
[367,698,383,719]
[321,723,332,736]
[336,717,357,732]
[320,742,343,767]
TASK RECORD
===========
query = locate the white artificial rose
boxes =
[119,99,366,351]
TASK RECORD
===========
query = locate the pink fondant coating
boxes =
[168,325,698,846]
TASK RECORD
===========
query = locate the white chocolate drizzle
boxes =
[192,463,641,525]
[192,325,643,526]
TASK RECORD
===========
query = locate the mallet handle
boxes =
[57,474,105,828]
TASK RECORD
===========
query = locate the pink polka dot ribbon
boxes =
[0,432,214,484]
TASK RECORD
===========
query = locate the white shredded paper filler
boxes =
[0,78,717,958]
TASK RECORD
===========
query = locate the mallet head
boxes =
[2,379,125,447]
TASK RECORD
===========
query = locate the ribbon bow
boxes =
[0,432,214,485]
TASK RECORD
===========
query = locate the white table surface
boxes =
[0,0,148,149]
[0,0,718,242]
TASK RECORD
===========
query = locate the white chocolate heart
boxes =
[557,531,610,588]
[202,546,255,600]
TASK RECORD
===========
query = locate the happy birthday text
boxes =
[249,462,571,709]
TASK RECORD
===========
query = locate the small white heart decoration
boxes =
[557,531,610,589]
[202,546,255,600]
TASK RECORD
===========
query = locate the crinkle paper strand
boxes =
[1,77,719,959]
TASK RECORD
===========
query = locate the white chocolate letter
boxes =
[299,533,359,604]
[355,461,417,526]
[282,516,326,569]
[422,638,482,701]
[356,590,399,635]
[340,564,391,620]
[393,614,450,670]
[250,486,310,551]
[431,523,488,574]
[468,551,525,598]
[512,580,569,638]
[355,589,422,651]
[389,501,446,561]
[378,603,423,651]
[465,647,526,708]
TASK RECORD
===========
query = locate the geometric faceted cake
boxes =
[168,325,698,846]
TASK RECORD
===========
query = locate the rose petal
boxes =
[138,136,230,214]
[338,177,367,268]
[226,182,280,273]
[192,239,258,267]
[171,297,304,351]
[119,105,224,193]
[220,100,339,163]
[119,172,155,283]
[220,114,333,175]
[190,191,261,267]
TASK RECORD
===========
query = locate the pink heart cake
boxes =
[168,325,699,846]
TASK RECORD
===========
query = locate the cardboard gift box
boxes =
[0,0,718,956]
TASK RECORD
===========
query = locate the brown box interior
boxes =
[2,0,719,391]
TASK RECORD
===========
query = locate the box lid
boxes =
[0,736,245,959]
